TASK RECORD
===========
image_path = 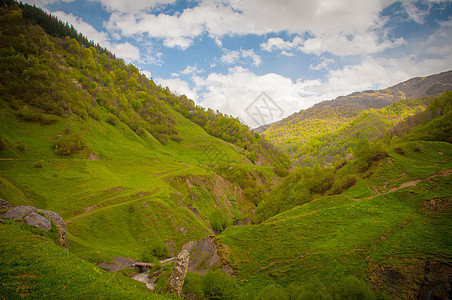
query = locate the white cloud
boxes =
[220,49,240,64]
[260,36,303,52]
[105,0,406,53]
[221,48,261,66]
[141,70,152,78]
[180,65,204,75]
[261,33,405,57]
[177,49,452,128]
[400,0,429,23]
[94,0,176,13]
[110,42,140,61]
[155,77,199,100]
[24,0,74,6]
[49,11,164,64]
[241,49,262,66]
[310,57,335,71]
[52,11,109,44]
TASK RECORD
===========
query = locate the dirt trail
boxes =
[65,187,160,224]
[359,169,451,201]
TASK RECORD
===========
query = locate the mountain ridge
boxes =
[263,70,452,166]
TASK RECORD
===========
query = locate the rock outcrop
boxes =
[167,250,190,297]
[0,199,13,209]
[183,236,233,276]
[1,201,68,250]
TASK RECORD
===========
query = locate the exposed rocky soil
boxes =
[371,259,452,299]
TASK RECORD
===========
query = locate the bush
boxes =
[255,285,288,300]
[354,140,388,172]
[210,211,229,233]
[39,113,59,124]
[142,240,169,261]
[273,165,289,177]
[393,146,405,154]
[202,269,237,299]
[15,141,25,151]
[17,106,40,122]
[170,134,182,142]
[332,276,376,300]
[0,136,8,151]
[154,275,168,294]
[183,272,204,299]
[53,133,84,155]
[330,174,358,195]
[105,114,119,125]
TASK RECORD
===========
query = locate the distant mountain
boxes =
[254,122,274,133]
[263,70,452,166]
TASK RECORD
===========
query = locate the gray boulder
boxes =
[2,206,37,219]
[23,212,52,231]
[1,204,68,250]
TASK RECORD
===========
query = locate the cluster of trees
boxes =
[0,1,289,163]
[254,162,358,223]
[0,0,113,57]
[392,91,452,143]
[215,164,268,206]
[265,94,428,168]
[0,3,179,144]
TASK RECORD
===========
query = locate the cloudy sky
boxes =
[26,0,452,127]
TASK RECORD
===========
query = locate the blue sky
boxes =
[27,0,452,127]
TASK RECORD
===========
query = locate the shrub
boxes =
[210,211,229,233]
[330,174,358,195]
[154,275,168,294]
[354,140,388,172]
[183,272,204,299]
[332,276,376,300]
[105,114,119,125]
[53,133,84,155]
[0,136,8,151]
[393,146,405,154]
[142,240,169,261]
[170,134,182,142]
[15,141,25,151]
[274,165,289,177]
[202,269,237,299]
[17,106,40,122]
[255,285,288,300]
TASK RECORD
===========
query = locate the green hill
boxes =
[0,3,283,265]
[263,71,452,166]
[0,1,451,299]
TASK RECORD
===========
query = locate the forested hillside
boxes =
[264,71,452,166]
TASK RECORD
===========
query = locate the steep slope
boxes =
[0,220,167,299]
[264,70,452,165]
[0,3,282,266]
[219,140,452,298]
[217,96,452,298]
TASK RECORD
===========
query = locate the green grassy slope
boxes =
[0,91,264,261]
[218,141,452,297]
[0,3,281,264]
[0,220,168,299]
